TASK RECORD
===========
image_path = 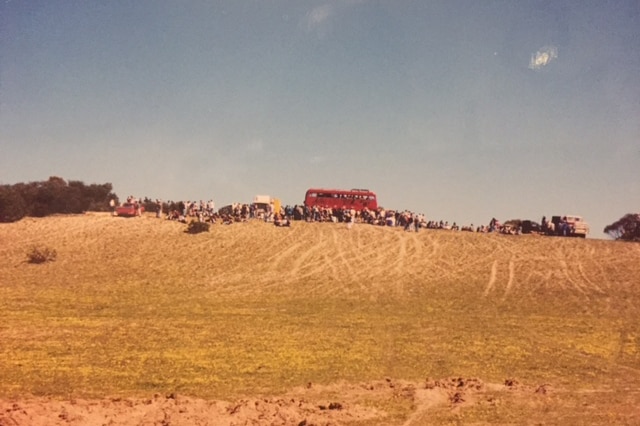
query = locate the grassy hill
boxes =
[1,213,639,424]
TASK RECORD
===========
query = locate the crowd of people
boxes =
[118,196,556,235]
[137,198,506,233]
[114,195,585,238]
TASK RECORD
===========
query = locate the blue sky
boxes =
[2,1,639,237]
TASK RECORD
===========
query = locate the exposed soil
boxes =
[0,377,548,425]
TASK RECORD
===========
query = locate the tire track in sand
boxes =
[393,232,407,275]
[265,227,328,282]
[483,260,498,297]
[289,232,330,279]
[267,239,305,272]
[577,262,605,294]
[501,258,516,300]
[330,227,355,277]
[560,260,587,295]
[397,231,425,281]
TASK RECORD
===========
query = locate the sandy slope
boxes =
[1,213,639,425]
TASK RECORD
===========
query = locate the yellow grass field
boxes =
[1,213,639,425]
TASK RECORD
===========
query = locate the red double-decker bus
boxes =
[304,188,378,211]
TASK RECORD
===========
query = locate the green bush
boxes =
[27,246,57,264]
[186,221,210,234]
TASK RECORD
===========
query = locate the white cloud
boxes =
[529,45,558,70]
[306,4,333,29]
[300,1,366,36]
[300,4,335,36]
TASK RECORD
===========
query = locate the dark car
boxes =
[521,220,542,234]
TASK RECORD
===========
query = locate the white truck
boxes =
[549,215,589,238]
[251,195,281,220]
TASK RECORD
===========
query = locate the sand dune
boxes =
[1,213,639,425]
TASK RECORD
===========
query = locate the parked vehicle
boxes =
[548,215,589,238]
[115,203,143,217]
[251,195,281,219]
[304,188,378,211]
[521,220,542,234]
[252,195,272,217]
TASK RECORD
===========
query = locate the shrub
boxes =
[27,246,57,264]
[186,221,210,234]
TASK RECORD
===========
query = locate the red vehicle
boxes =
[304,188,378,211]
[115,203,144,217]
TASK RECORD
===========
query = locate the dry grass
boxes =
[1,213,639,424]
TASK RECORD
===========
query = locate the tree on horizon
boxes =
[604,213,640,242]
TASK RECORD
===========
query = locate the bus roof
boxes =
[306,188,375,194]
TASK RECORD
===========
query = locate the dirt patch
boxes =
[0,377,552,426]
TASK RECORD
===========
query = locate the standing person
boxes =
[414,215,420,232]
[404,213,414,231]
[345,210,353,229]
[109,198,116,216]
[156,199,162,218]
[561,216,569,236]
[541,216,548,234]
